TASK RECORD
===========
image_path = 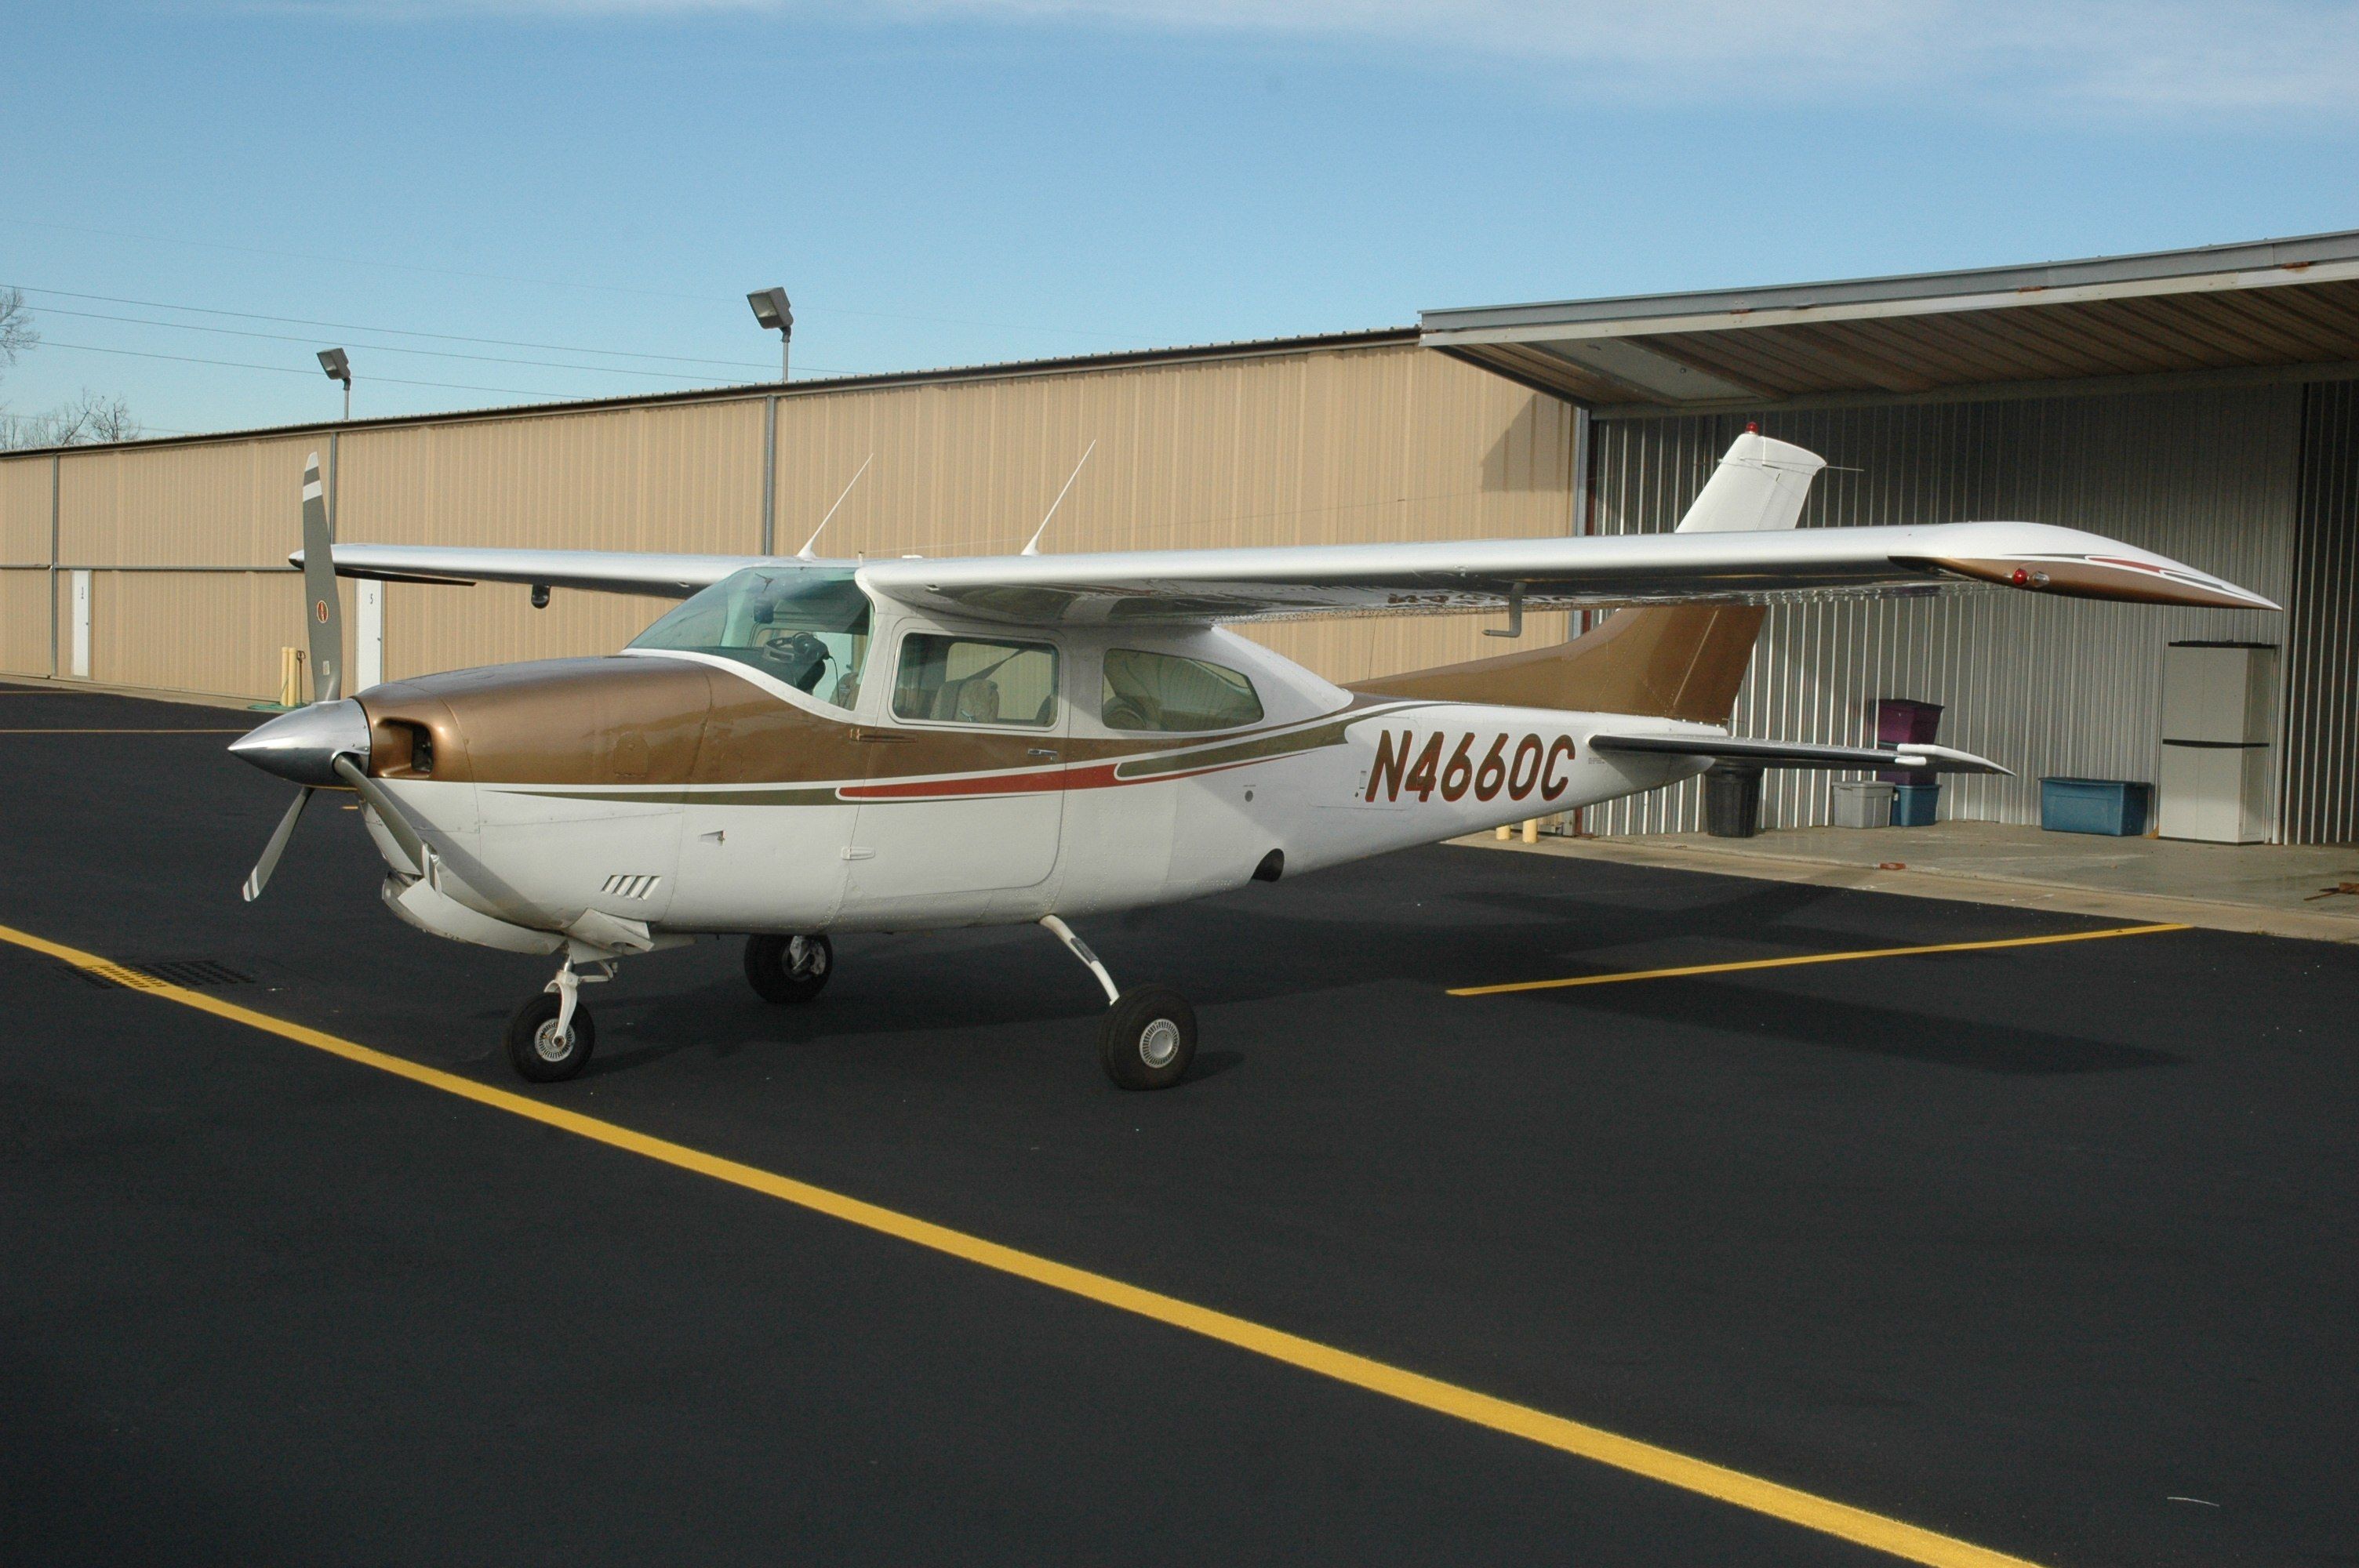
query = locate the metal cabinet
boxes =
[2157,642,2276,843]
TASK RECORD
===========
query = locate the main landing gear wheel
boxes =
[507,991,596,1083]
[745,933,832,1004]
[1100,985,1196,1091]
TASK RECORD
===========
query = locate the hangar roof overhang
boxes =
[1421,230,2359,415]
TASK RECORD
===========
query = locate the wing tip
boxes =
[1902,552,2278,612]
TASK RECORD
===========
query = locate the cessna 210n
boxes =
[231,431,2274,1089]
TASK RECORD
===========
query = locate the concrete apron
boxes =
[1459,820,2359,946]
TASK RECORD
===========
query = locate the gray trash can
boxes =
[1831,780,1896,829]
[1703,764,1763,838]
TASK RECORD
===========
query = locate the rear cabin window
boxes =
[1101,648,1264,732]
[892,634,1060,728]
[627,567,871,710]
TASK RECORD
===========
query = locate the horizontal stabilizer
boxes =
[1589,732,2012,775]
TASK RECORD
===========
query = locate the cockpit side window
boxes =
[627,568,871,709]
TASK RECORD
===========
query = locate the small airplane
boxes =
[230,431,2275,1088]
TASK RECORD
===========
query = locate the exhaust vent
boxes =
[600,873,663,901]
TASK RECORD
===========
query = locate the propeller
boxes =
[242,788,313,902]
[236,452,349,902]
[299,451,343,704]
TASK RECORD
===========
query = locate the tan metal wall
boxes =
[0,342,1579,699]
[0,457,53,674]
[768,342,1579,684]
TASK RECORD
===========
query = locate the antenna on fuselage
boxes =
[1020,440,1095,557]
[798,452,873,561]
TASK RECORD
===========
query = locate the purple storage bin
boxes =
[1875,699,1944,786]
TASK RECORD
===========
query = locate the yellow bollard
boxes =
[1494,825,1511,840]
[1522,818,1538,844]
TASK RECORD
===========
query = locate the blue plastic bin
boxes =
[1891,782,1940,826]
[2039,778,2150,836]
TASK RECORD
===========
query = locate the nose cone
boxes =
[231,699,372,786]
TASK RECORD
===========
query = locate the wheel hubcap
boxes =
[1139,1018,1180,1069]
[533,1019,574,1062]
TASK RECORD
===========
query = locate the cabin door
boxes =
[844,630,1067,911]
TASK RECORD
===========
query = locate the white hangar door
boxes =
[845,630,1067,916]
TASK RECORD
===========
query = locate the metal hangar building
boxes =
[3,230,2354,843]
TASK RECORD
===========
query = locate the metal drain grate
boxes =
[71,958,254,990]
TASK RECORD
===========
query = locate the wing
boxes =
[294,544,761,599]
[856,521,2276,625]
[1589,733,2012,775]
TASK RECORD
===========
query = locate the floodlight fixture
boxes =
[318,347,353,420]
[747,287,792,381]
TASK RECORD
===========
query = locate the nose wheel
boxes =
[507,990,597,1082]
[506,956,610,1083]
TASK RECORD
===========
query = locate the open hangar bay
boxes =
[2,233,2358,1566]
[2,683,2357,1567]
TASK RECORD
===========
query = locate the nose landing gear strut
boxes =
[505,956,613,1083]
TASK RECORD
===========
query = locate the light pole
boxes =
[318,348,352,420]
[747,288,791,383]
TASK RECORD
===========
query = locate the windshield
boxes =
[628,567,871,709]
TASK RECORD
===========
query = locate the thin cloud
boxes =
[280,0,2359,115]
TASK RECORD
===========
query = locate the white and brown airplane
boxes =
[231,432,2274,1088]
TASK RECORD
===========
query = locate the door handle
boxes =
[851,726,913,742]
[1027,748,1060,760]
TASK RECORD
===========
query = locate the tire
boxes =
[745,933,832,1004]
[1099,985,1197,1091]
[506,991,595,1083]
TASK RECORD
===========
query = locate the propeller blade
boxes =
[331,754,427,878]
[242,786,314,902]
[300,452,343,702]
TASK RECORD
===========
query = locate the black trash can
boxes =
[1703,763,1764,838]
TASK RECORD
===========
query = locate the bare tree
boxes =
[0,293,144,449]
[0,288,35,371]
[0,389,143,450]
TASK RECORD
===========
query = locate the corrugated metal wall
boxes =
[0,457,53,674]
[1583,388,2306,838]
[3,344,2346,847]
[767,343,1578,683]
[2282,380,2359,844]
[0,342,1576,698]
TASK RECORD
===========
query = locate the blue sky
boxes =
[5,0,2357,438]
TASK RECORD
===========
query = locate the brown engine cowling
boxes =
[357,656,718,786]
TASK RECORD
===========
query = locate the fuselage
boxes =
[345,596,1703,953]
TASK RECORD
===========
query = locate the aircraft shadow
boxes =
[583,864,2175,1080]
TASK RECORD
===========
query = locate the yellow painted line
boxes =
[0,728,248,734]
[1450,922,2190,996]
[0,918,2046,1568]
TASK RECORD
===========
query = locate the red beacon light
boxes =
[2012,567,2030,586]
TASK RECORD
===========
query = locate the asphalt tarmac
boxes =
[2,681,2354,1567]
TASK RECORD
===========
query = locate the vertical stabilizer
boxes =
[1354,432,1825,721]
[1669,430,1824,534]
